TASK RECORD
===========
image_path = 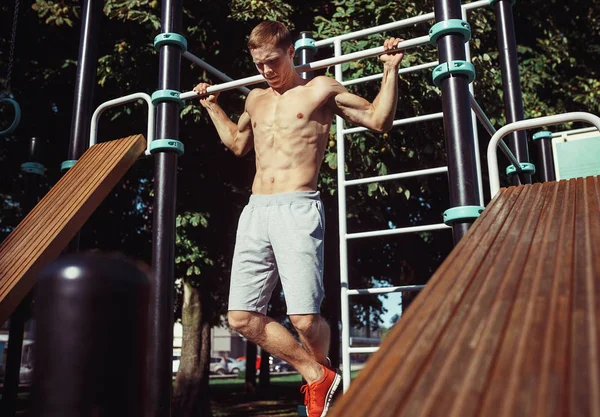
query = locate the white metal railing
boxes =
[90,92,155,155]
[487,112,600,197]
[334,1,490,392]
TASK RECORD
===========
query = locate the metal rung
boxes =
[348,285,425,295]
[343,112,443,135]
[342,61,439,87]
[344,166,447,187]
[347,223,450,240]
[349,347,379,354]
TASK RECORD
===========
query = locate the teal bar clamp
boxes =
[429,19,471,45]
[61,160,78,172]
[432,60,476,87]
[149,139,184,156]
[21,162,45,176]
[154,33,188,52]
[294,38,317,53]
[506,162,536,176]
[532,131,553,141]
[0,97,21,136]
[443,205,484,225]
[152,90,184,107]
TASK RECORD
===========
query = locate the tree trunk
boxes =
[172,282,213,417]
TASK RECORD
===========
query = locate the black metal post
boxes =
[65,0,102,252]
[434,0,481,244]
[146,0,183,416]
[493,0,531,185]
[533,131,556,182]
[1,137,45,417]
[67,0,102,161]
[296,32,316,80]
[31,253,150,417]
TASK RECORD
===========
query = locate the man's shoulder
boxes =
[308,75,339,88]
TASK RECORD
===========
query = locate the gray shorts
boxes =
[228,191,325,315]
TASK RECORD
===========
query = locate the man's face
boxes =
[250,44,294,87]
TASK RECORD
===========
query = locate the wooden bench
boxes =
[0,135,146,324]
[329,176,600,417]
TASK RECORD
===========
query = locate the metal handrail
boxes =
[90,92,155,156]
[487,112,600,196]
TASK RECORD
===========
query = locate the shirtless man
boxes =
[194,21,404,417]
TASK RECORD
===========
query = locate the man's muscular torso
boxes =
[246,76,335,194]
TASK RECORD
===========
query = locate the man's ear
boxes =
[288,44,295,58]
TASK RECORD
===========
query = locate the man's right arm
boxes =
[194,83,254,157]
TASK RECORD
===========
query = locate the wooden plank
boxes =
[570,176,600,417]
[328,176,600,417]
[0,134,146,324]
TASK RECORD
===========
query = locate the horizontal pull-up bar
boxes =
[179,36,430,101]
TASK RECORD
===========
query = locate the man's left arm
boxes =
[329,38,404,133]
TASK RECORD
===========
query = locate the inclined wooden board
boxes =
[0,134,146,324]
[328,176,600,417]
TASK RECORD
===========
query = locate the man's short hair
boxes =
[247,21,293,51]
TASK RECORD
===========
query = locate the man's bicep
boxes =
[236,111,254,155]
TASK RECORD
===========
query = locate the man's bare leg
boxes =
[228,310,324,383]
[289,314,330,366]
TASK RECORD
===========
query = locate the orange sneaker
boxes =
[300,365,341,417]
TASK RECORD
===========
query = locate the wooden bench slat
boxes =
[0,135,146,323]
[328,176,600,417]
[570,176,600,417]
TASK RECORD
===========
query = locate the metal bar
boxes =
[345,166,448,187]
[67,0,102,161]
[297,31,316,80]
[343,112,443,135]
[333,38,353,394]
[435,0,481,244]
[469,93,521,170]
[487,112,600,196]
[494,0,531,185]
[534,136,556,182]
[348,285,425,295]
[551,126,599,137]
[89,93,155,155]
[182,51,251,95]
[463,6,485,207]
[349,347,379,354]
[347,223,451,240]
[313,0,489,46]
[342,61,439,87]
[179,37,430,101]
[147,0,182,415]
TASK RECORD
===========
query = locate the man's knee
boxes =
[289,314,324,336]
[228,310,256,335]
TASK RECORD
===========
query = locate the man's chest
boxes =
[249,90,331,130]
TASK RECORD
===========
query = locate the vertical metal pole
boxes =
[31,253,150,417]
[434,0,481,244]
[533,131,556,182]
[493,0,531,185]
[67,0,102,161]
[1,137,45,416]
[65,0,102,252]
[147,0,183,416]
[296,32,316,80]
[333,39,352,392]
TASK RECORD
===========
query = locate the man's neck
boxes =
[271,72,307,95]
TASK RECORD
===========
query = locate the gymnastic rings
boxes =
[0,94,21,136]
